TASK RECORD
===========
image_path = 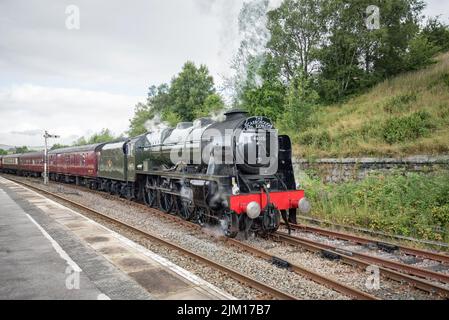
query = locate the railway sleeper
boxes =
[376,242,399,253]
[321,250,341,261]
[271,256,291,270]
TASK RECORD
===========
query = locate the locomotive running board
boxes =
[137,170,232,185]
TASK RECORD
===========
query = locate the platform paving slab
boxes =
[0,176,234,300]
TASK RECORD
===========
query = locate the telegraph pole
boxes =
[43,131,60,185]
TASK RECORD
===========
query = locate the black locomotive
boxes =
[0,109,310,238]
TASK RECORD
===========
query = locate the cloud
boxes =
[0,0,244,95]
[0,0,252,148]
[0,84,143,146]
[10,129,43,136]
[425,0,449,22]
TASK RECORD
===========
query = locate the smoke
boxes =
[268,0,283,11]
[202,222,227,239]
[193,0,242,59]
[180,184,193,201]
[144,114,170,132]
[192,0,283,103]
[209,109,227,122]
[221,0,284,103]
[193,0,220,14]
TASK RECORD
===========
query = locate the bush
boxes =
[442,73,449,87]
[162,110,182,127]
[299,131,314,145]
[299,130,331,148]
[404,35,439,71]
[304,172,449,242]
[422,17,449,52]
[382,111,433,144]
[383,92,417,114]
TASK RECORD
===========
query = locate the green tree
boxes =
[14,146,30,154]
[88,129,116,144]
[74,136,88,146]
[371,0,426,77]
[50,143,69,151]
[0,149,7,155]
[74,129,117,146]
[277,73,319,136]
[128,102,153,137]
[241,54,287,121]
[238,0,430,104]
[148,84,171,115]
[403,34,439,71]
[128,62,225,135]
[162,110,182,127]
[267,0,328,83]
[128,84,172,136]
[317,0,428,102]
[316,0,378,102]
[168,61,219,122]
[194,93,225,118]
[422,17,449,52]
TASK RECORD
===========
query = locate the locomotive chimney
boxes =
[224,109,248,121]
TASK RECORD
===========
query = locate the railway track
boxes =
[285,222,449,264]
[272,231,449,298]
[3,175,377,300]
[294,215,449,250]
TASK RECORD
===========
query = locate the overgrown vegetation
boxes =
[294,52,449,157]
[303,171,449,242]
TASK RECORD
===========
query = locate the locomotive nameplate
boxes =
[242,117,274,130]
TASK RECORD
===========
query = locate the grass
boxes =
[302,171,449,242]
[292,51,449,158]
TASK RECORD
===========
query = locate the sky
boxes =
[0,0,448,148]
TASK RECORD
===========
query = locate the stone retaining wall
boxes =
[293,155,449,183]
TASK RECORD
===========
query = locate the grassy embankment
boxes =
[292,52,449,242]
[295,51,449,158]
[300,172,449,242]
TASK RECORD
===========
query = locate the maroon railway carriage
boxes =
[48,143,104,185]
[19,152,45,177]
[2,154,20,174]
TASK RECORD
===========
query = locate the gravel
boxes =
[245,237,438,300]
[15,177,346,300]
[11,176,446,300]
[282,225,449,290]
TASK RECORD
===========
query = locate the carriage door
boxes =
[125,142,136,183]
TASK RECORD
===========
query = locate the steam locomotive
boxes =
[0,109,310,237]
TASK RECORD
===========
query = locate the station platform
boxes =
[0,176,233,300]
